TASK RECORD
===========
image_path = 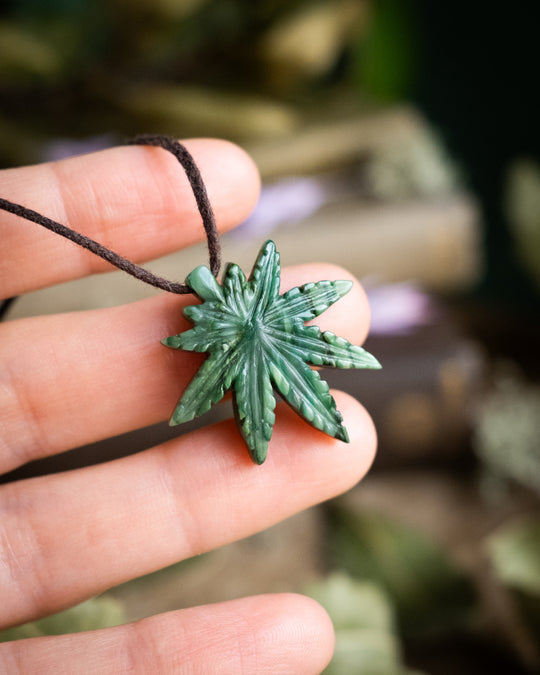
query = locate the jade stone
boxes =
[162,240,381,464]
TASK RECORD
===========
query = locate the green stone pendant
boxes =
[162,240,381,464]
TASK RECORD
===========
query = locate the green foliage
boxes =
[329,506,476,638]
[489,518,540,595]
[505,159,540,291]
[0,23,62,84]
[163,240,380,464]
[475,372,540,494]
[307,573,424,675]
[352,0,417,101]
[488,517,540,635]
[0,596,125,643]
[0,0,378,159]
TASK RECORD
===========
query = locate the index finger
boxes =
[0,139,260,298]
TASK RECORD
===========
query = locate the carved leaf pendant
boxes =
[162,240,381,464]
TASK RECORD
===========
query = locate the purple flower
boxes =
[366,283,436,336]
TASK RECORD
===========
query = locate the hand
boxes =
[0,140,376,673]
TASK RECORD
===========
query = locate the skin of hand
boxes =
[0,139,377,674]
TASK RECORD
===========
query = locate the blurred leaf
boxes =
[308,571,396,632]
[505,158,540,290]
[489,518,540,595]
[365,125,459,201]
[353,0,417,101]
[120,84,299,140]
[259,0,367,90]
[0,22,62,84]
[475,372,540,494]
[329,506,476,638]
[0,595,125,643]
[307,573,424,675]
[488,517,540,634]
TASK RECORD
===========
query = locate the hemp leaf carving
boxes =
[163,240,381,464]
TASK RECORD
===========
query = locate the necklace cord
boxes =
[0,135,222,319]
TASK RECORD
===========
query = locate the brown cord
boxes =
[0,135,222,319]
[129,135,221,278]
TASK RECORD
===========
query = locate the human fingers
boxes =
[1,264,370,474]
[0,594,334,675]
[0,391,376,628]
[0,139,260,297]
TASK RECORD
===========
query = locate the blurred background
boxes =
[1,1,540,672]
